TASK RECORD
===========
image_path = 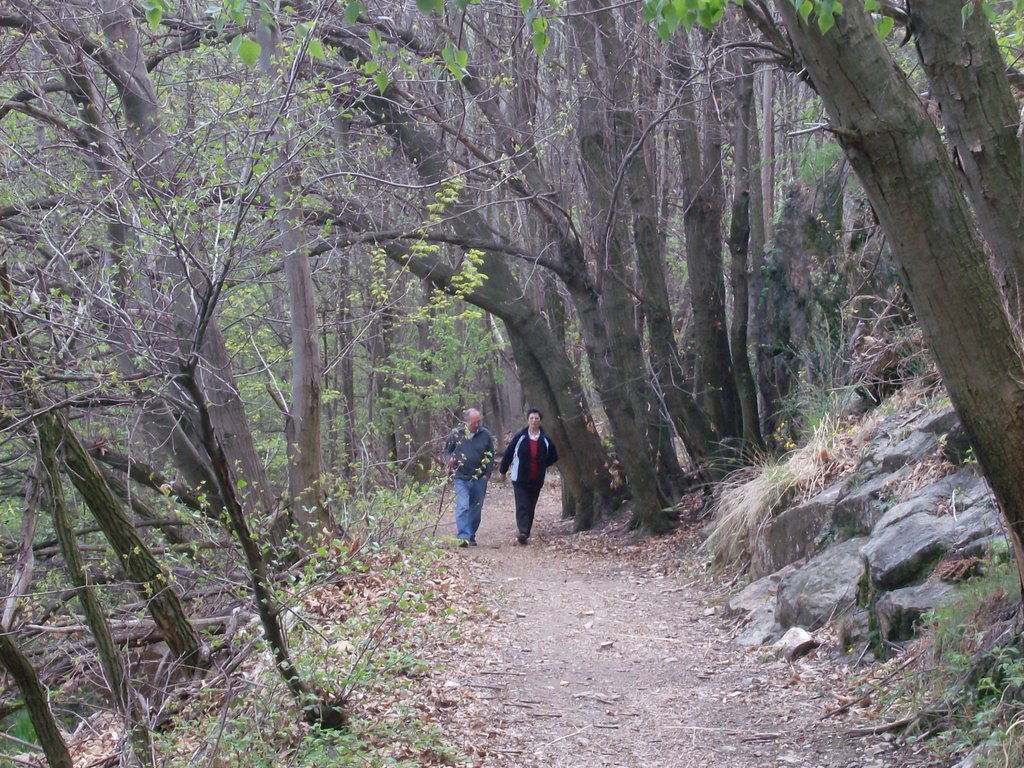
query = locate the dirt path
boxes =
[440,478,940,768]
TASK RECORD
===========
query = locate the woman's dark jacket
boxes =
[499,428,558,486]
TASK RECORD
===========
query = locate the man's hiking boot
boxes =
[456,539,469,548]
[517,533,528,545]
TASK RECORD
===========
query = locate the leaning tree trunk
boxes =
[37,414,153,766]
[55,415,205,670]
[770,0,1024,594]
[909,0,1024,297]
[176,365,346,729]
[0,633,74,768]
[0,461,71,768]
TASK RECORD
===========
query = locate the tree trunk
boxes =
[728,54,765,453]
[770,0,1024,594]
[38,415,153,766]
[198,325,277,526]
[672,40,743,446]
[0,632,74,768]
[909,0,1024,300]
[176,367,346,729]
[568,0,680,531]
[56,416,205,670]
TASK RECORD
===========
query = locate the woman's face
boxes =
[527,412,541,430]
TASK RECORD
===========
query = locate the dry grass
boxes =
[709,409,881,571]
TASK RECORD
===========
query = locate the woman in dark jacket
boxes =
[499,409,559,544]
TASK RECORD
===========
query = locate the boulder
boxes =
[734,604,781,647]
[862,512,954,589]
[774,626,820,661]
[727,563,799,616]
[728,566,799,647]
[915,407,959,436]
[750,483,846,578]
[872,430,940,472]
[832,467,911,537]
[950,498,1006,551]
[874,582,956,641]
[951,532,1009,562]
[776,538,868,631]
[874,469,985,533]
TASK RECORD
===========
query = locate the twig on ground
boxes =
[540,724,593,748]
[845,715,915,736]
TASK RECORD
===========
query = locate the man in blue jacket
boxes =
[443,408,495,547]
[499,409,559,545]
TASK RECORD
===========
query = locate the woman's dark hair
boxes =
[527,408,542,419]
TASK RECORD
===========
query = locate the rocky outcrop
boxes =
[775,538,868,630]
[728,405,1006,648]
[875,582,956,642]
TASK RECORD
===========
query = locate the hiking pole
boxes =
[431,476,450,537]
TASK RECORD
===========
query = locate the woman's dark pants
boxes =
[513,481,543,538]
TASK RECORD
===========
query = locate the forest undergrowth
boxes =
[5,395,1024,767]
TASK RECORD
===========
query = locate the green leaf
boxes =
[231,36,262,67]
[864,0,880,11]
[345,1,364,23]
[415,0,443,14]
[532,29,550,55]
[798,0,813,23]
[146,7,162,28]
[875,15,894,39]
[373,71,390,93]
[307,38,326,60]
[442,43,470,80]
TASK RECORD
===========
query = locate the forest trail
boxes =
[438,477,937,768]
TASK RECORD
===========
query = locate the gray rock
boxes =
[874,468,985,532]
[776,538,868,631]
[862,512,954,589]
[950,498,1005,550]
[952,532,1011,562]
[916,407,959,435]
[734,604,781,647]
[943,470,990,511]
[833,467,911,537]
[872,430,940,472]
[874,582,956,641]
[874,488,947,532]
[750,483,846,578]
[728,563,799,616]
[774,626,820,661]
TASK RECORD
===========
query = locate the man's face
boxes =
[467,412,482,433]
[528,412,541,430]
